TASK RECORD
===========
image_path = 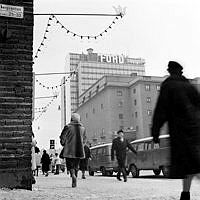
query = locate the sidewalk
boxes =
[0,172,199,200]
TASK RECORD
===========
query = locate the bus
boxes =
[126,134,171,177]
[88,143,119,176]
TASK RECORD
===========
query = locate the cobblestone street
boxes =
[0,171,200,200]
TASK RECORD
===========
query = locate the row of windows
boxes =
[132,109,152,118]
[133,97,151,105]
[131,138,169,151]
[84,108,152,120]
[81,65,144,72]
[132,84,160,94]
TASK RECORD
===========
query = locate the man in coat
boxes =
[151,61,200,200]
[111,129,137,182]
[60,113,86,187]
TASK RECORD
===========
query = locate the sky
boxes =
[32,0,200,150]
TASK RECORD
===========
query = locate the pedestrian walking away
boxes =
[53,153,62,175]
[60,113,86,188]
[151,61,200,200]
[111,129,137,182]
[79,142,91,179]
[41,150,51,177]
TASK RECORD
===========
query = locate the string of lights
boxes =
[35,71,76,90]
[53,14,123,40]
[34,95,58,121]
[33,15,54,62]
[33,12,124,63]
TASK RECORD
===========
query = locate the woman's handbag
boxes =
[59,148,64,159]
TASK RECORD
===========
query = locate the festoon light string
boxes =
[35,70,76,90]
[34,95,58,121]
[33,15,53,61]
[33,11,124,64]
[53,14,123,40]
[34,71,76,121]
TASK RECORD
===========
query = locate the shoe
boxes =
[117,176,122,181]
[124,178,127,182]
[70,169,77,188]
[82,175,86,179]
[180,191,190,200]
[72,175,77,187]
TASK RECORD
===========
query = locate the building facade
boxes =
[61,49,145,127]
[77,75,200,146]
[76,75,166,145]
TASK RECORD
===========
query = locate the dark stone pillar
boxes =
[0,0,33,190]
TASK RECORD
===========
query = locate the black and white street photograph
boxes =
[1,0,200,199]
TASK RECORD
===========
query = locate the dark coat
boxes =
[152,75,200,177]
[41,152,51,172]
[60,121,86,159]
[79,145,91,171]
[111,137,137,162]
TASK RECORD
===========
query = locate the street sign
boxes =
[0,4,24,19]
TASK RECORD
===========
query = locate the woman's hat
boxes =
[167,61,183,72]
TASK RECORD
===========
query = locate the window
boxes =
[117,90,123,96]
[137,143,144,151]
[96,85,99,92]
[119,113,123,119]
[82,96,85,103]
[136,125,139,132]
[133,88,136,94]
[134,99,137,105]
[93,108,95,114]
[147,142,152,150]
[86,113,88,118]
[156,85,160,91]
[89,91,92,97]
[135,112,138,118]
[145,84,150,91]
[101,103,104,109]
[147,110,152,116]
[118,101,123,107]
[147,97,151,103]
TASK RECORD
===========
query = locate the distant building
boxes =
[76,74,166,145]
[61,48,145,127]
[77,74,200,145]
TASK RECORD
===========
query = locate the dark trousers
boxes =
[65,158,80,177]
[55,164,60,174]
[117,159,127,180]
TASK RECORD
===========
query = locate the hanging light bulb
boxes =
[58,105,61,110]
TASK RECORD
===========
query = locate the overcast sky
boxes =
[32,0,200,150]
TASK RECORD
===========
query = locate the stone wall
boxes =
[0,0,33,190]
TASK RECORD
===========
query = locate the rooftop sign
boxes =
[99,54,124,64]
[0,4,24,19]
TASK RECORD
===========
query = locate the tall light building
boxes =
[61,48,145,127]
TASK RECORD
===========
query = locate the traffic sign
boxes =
[0,4,24,19]
[50,139,55,149]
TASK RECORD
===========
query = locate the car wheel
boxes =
[153,169,161,176]
[101,167,107,176]
[130,165,139,178]
[162,166,170,177]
